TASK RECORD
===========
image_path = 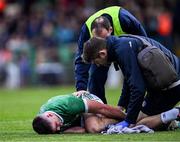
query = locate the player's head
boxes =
[32,112,62,134]
[82,37,108,66]
[91,16,113,38]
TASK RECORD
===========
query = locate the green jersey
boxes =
[39,94,87,128]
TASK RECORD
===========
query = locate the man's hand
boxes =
[115,120,130,128]
[73,90,89,97]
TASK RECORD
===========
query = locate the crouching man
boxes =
[82,35,180,130]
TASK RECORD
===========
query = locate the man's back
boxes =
[107,35,180,74]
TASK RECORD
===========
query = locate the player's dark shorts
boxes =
[141,84,180,116]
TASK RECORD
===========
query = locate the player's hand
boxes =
[73,90,89,97]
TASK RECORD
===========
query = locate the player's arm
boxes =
[83,113,118,133]
[86,99,126,120]
[63,126,86,133]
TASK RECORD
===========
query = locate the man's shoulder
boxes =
[107,35,133,44]
[107,35,137,54]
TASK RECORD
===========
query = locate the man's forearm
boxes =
[75,63,90,91]
[87,100,126,120]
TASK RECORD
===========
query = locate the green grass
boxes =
[0,86,180,142]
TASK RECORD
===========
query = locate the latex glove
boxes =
[115,120,130,129]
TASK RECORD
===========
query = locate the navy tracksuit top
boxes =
[106,35,180,124]
[75,8,147,91]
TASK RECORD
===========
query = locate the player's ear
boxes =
[108,26,113,35]
[99,49,107,58]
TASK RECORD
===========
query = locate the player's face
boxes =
[44,112,62,133]
[92,27,112,38]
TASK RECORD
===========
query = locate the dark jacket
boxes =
[106,35,180,124]
[75,8,147,91]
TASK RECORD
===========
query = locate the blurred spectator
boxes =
[5,61,20,89]
[55,15,76,44]
[0,48,11,86]
[157,9,173,51]
[0,0,6,16]
[19,51,31,86]
[35,47,65,86]
[5,33,31,88]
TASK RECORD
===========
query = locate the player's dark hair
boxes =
[82,37,107,63]
[32,115,54,134]
[91,16,111,32]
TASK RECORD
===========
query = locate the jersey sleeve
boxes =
[66,95,87,114]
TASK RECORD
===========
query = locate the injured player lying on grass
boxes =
[32,91,180,134]
[32,91,125,134]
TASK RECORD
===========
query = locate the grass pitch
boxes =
[0,86,179,142]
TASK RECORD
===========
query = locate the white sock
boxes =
[160,108,179,124]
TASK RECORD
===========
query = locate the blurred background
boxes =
[0,0,179,89]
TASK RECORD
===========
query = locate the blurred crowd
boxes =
[0,0,179,88]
